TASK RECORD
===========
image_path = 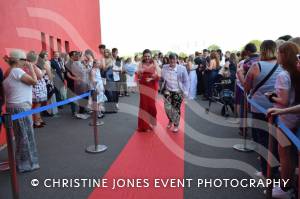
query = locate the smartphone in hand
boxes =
[264,91,277,103]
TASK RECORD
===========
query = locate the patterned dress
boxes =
[32,77,47,103]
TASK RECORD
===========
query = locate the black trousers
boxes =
[196,70,204,95]
[252,112,279,176]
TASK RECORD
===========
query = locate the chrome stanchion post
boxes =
[233,92,255,151]
[3,114,19,199]
[86,90,107,153]
[89,90,104,127]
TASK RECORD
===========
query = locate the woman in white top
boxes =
[124,57,138,93]
[90,60,107,118]
[3,49,39,172]
[27,51,47,128]
[266,42,300,196]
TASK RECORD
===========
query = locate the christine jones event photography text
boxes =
[31,178,290,189]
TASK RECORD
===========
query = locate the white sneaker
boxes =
[254,171,264,178]
[76,113,89,120]
[271,186,294,199]
[75,113,83,119]
[173,126,179,133]
[167,122,172,129]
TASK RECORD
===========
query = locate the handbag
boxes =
[46,82,55,99]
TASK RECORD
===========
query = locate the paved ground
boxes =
[184,98,265,199]
[0,94,265,199]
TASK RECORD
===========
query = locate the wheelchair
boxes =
[205,78,235,117]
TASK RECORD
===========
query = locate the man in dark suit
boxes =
[51,51,65,104]
[195,50,210,96]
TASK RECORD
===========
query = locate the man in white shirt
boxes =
[161,53,190,132]
[112,48,124,107]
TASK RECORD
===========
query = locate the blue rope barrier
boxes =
[236,84,300,150]
[247,97,268,115]
[0,91,91,122]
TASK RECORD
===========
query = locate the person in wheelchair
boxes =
[208,66,234,116]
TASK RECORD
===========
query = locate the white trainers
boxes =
[167,122,172,129]
[254,171,264,178]
[173,126,179,133]
[75,113,90,120]
[271,186,294,199]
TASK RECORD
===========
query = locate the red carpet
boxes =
[89,99,185,199]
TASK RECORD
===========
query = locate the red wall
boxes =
[0,0,102,145]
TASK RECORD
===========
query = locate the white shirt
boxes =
[112,59,122,82]
[275,70,300,129]
[3,68,33,105]
[164,65,180,92]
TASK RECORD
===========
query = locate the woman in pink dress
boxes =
[137,49,160,132]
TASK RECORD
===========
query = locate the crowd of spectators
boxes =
[1,35,300,198]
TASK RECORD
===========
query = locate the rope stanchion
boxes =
[89,91,104,127]
[86,90,107,153]
[11,92,90,121]
[0,92,91,198]
[3,114,19,199]
[233,92,256,152]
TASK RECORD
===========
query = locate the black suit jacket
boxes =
[50,59,64,81]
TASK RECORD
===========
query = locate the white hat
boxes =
[9,49,26,60]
